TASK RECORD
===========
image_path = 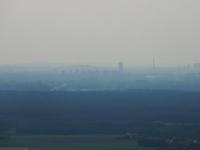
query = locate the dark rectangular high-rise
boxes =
[118,62,124,73]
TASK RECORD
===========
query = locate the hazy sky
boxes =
[0,0,200,65]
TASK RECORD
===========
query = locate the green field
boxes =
[0,134,154,150]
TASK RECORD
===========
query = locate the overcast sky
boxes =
[0,0,200,65]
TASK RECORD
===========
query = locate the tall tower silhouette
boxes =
[118,62,124,73]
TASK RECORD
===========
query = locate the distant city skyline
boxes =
[0,0,200,65]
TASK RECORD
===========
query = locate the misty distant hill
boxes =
[0,64,200,91]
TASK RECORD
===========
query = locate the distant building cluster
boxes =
[1,62,200,91]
